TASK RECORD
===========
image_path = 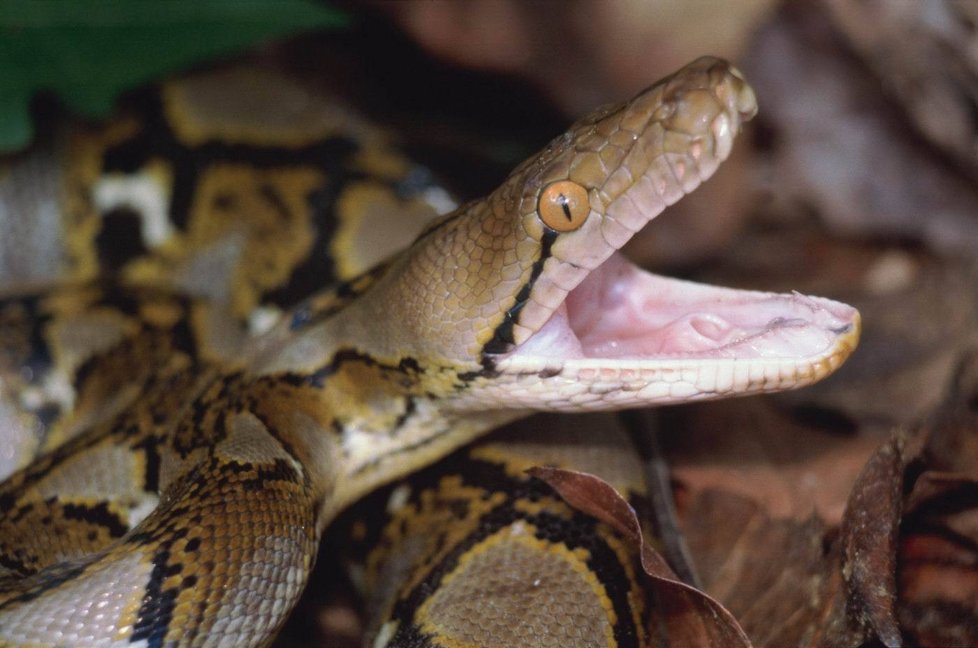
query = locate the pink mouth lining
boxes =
[500,254,857,363]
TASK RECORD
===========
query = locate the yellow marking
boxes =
[366,476,506,596]
[511,494,574,519]
[62,117,143,280]
[138,299,183,329]
[352,146,410,181]
[469,444,543,479]
[415,524,617,648]
[125,164,323,317]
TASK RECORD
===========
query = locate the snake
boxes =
[0,57,860,646]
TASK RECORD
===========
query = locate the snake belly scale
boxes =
[0,58,859,646]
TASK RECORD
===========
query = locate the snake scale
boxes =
[0,57,859,646]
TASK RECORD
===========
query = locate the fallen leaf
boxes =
[530,466,753,648]
[839,435,905,647]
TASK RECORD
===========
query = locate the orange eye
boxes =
[538,181,590,232]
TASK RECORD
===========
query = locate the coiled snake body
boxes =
[0,58,859,646]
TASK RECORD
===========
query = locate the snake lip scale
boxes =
[0,56,860,647]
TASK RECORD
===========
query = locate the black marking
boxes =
[456,355,501,383]
[95,206,151,271]
[0,553,32,577]
[279,348,423,390]
[398,356,422,373]
[99,87,374,308]
[482,229,557,355]
[560,195,573,221]
[0,293,55,397]
[376,452,643,647]
[290,304,312,331]
[166,314,200,362]
[0,560,90,606]
[133,434,163,493]
[390,396,418,432]
[221,458,301,492]
[33,403,62,431]
[60,500,129,538]
[287,263,389,333]
[279,349,373,389]
[131,549,181,647]
[246,409,314,488]
[6,501,35,523]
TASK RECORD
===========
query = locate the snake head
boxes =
[298,57,858,411]
[486,55,760,352]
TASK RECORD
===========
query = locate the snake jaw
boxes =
[486,252,860,407]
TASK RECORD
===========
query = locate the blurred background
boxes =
[3,1,977,645]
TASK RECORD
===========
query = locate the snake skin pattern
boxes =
[341,414,657,647]
[0,57,859,646]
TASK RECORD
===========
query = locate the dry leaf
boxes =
[530,466,753,648]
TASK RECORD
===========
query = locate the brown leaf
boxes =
[839,435,905,647]
[661,398,892,647]
[675,486,861,648]
[663,398,880,527]
[529,465,753,648]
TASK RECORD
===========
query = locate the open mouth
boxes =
[492,252,860,370]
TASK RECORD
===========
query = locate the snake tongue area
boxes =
[492,252,860,403]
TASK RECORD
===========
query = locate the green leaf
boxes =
[0,0,349,152]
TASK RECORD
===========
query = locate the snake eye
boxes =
[538,181,590,232]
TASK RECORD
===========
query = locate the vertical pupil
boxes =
[558,194,573,221]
